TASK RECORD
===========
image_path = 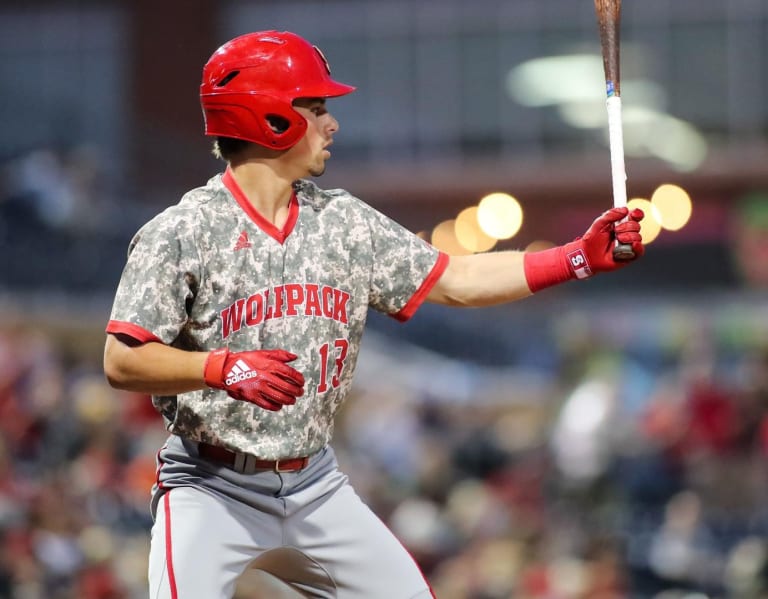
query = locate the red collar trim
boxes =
[222,168,298,244]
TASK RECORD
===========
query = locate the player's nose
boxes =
[325,112,339,134]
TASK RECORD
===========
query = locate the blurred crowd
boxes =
[0,146,142,294]
[340,314,768,599]
[0,306,765,599]
[0,325,160,598]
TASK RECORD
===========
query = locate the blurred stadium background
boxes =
[1,1,767,598]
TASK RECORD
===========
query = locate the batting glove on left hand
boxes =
[524,206,644,293]
[570,206,645,275]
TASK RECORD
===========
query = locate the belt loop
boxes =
[233,452,246,473]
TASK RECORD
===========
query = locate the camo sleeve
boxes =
[359,201,448,321]
[107,206,202,344]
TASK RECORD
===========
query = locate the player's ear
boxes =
[267,115,291,134]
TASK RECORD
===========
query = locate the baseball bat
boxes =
[594,0,635,260]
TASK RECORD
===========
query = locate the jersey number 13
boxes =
[317,339,349,393]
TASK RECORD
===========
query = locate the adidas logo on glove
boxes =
[225,359,258,385]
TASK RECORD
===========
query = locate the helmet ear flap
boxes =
[201,93,307,150]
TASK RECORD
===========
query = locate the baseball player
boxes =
[103,31,644,599]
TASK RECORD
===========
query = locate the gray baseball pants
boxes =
[147,435,434,599]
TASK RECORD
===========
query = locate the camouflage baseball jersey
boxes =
[107,170,448,459]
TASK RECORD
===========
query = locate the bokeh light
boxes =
[454,207,497,253]
[651,184,693,231]
[627,197,662,244]
[431,220,473,255]
[477,193,523,240]
[506,54,708,171]
[525,240,556,253]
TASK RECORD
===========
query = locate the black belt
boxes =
[198,442,310,473]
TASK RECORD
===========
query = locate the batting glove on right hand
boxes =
[204,348,305,411]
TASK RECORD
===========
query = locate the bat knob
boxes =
[612,243,635,261]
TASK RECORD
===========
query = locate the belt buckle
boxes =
[274,457,307,472]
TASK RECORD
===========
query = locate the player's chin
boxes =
[309,163,327,177]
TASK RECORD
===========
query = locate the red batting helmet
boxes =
[200,31,356,150]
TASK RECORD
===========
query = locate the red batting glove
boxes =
[524,207,645,293]
[204,348,305,411]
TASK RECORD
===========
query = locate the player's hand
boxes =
[203,348,305,411]
[568,206,645,276]
[523,206,644,293]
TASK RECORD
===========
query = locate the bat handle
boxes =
[613,242,636,261]
[605,94,636,261]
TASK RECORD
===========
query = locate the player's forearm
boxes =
[429,208,644,307]
[428,251,533,307]
[103,335,208,395]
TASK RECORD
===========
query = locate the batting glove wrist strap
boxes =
[204,348,230,389]
[523,245,586,293]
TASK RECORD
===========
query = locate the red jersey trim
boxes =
[393,251,449,323]
[105,320,163,344]
[222,168,298,244]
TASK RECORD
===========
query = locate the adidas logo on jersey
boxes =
[225,359,258,385]
[233,230,252,251]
